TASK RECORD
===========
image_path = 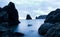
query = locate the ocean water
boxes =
[15,19,45,37]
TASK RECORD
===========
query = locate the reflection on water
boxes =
[15,19,45,37]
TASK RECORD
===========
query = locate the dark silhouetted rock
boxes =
[0,31,24,37]
[0,7,2,12]
[0,10,8,27]
[0,2,24,37]
[38,9,60,37]
[0,31,6,37]
[0,2,20,27]
[45,24,60,37]
[13,32,24,37]
[38,23,54,35]
[45,9,60,23]
[36,15,47,19]
[26,14,32,20]
[28,24,32,27]
[8,31,24,37]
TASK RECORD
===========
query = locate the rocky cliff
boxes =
[38,9,60,37]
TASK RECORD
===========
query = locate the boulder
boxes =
[28,24,32,27]
[26,14,32,20]
[38,23,54,35]
[0,7,2,11]
[45,24,60,37]
[8,31,24,37]
[13,32,24,37]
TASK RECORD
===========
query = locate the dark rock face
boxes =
[36,15,47,19]
[0,7,2,11]
[38,9,60,37]
[26,14,32,20]
[45,24,60,37]
[38,23,54,35]
[45,9,60,23]
[0,26,24,37]
[0,31,24,37]
[0,2,24,37]
[13,32,24,37]
[28,24,32,27]
[0,2,20,27]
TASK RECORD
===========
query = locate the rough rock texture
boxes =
[38,9,60,37]
[45,23,60,37]
[0,7,2,11]
[38,23,54,35]
[0,2,24,37]
[36,15,47,19]
[0,31,24,37]
[44,9,60,23]
[0,2,20,27]
[26,14,32,20]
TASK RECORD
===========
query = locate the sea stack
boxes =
[0,2,24,37]
[26,14,32,20]
[0,2,20,27]
[2,2,20,27]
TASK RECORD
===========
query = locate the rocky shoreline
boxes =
[38,9,60,37]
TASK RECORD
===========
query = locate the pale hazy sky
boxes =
[0,0,60,19]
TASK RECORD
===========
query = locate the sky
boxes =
[0,0,60,19]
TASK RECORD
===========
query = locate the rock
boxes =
[0,26,8,31]
[36,15,47,19]
[45,24,60,37]
[13,32,24,37]
[4,2,20,25]
[44,9,60,23]
[26,14,32,20]
[0,2,20,27]
[0,7,2,11]
[0,31,24,37]
[28,24,32,27]
[0,10,8,25]
[38,23,54,35]
[8,31,24,37]
[0,31,6,37]
[38,9,60,37]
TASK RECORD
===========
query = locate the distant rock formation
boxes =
[38,9,60,37]
[36,15,47,19]
[26,14,32,20]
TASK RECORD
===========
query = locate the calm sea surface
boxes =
[14,19,45,37]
